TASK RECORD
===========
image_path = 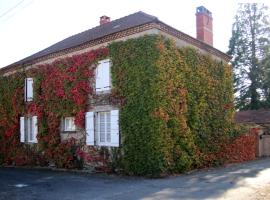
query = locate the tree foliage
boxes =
[228,3,270,110]
[261,46,270,107]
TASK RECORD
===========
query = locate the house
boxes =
[235,109,270,157]
[0,7,234,176]
[235,109,270,132]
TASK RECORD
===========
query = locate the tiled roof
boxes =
[235,109,270,124]
[9,12,157,67]
[1,11,230,73]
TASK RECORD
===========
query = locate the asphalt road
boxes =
[1,158,270,200]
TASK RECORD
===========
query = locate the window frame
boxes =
[85,108,119,147]
[25,78,34,102]
[21,116,37,143]
[95,111,111,146]
[63,117,76,132]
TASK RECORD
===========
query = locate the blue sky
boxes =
[0,0,269,68]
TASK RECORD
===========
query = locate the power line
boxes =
[0,0,25,19]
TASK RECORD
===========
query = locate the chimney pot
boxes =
[100,15,110,25]
[196,6,213,46]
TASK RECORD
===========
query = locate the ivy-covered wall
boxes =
[109,35,239,176]
[0,35,251,176]
[0,48,109,168]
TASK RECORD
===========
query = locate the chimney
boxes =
[196,6,213,46]
[100,15,110,25]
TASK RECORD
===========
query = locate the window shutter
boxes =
[110,109,119,147]
[95,60,110,92]
[24,79,27,101]
[32,116,38,143]
[102,61,110,90]
[20,117,25,143]
[25,78,33,101]
[95,64,102,92]
[85,112,94,145]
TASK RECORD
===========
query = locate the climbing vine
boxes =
[109,35,245,176]
[0,35,255,176]
[0,48,108,167]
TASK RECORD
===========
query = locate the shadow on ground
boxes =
[0,158,270,200]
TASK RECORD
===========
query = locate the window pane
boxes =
[29,117,33,141]
[106,112,111,142]
[64,117,75,131]
[99,113,105,142]
[65,118,70,130]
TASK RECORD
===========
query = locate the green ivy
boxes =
[109,35,236,176]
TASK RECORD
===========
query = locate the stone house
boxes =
[0,7,232,172]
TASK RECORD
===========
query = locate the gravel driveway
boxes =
[1,158,270,200]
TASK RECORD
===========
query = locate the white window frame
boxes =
[85,109,119,147]
[20,116,38,143]
[63,117,76,132]
[25,78,34,102]
[95,59,111,93]
[96,111,111,146]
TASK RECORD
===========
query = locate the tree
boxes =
[228,3,270,110]
[261,48,270,107]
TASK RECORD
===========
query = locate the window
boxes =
[95,59,111,92]
[85,109,119,147]
[96,111,111,145]
[63,117,76,132]
[20,116,38,143]
[25,78,33,102]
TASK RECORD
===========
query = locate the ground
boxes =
[1,158,270,200]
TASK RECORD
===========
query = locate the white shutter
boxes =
[24,79,27,101]
[32,116,38,143]
[110,109,119,147]
[25,78,33,101]
[20,117,25,143]
[85,112,94,145]
[95,64,102,92]
[102,60,110,90]
[95,60,110,92]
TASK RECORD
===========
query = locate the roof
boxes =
[1,11,230,74]
[235,109,270,124]
[8,12,157,67]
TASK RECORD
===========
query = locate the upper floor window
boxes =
[95,59,111,92]
[25,78,33,102]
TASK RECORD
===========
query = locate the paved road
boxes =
[1,158,270,200]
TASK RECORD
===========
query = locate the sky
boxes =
[0,0,269,68]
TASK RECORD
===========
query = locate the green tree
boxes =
[261,48,270,107]
[228,3,270,110]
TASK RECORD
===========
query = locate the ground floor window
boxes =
[63,117,76,132]
[20,116,38,143]
[85,109,119,147]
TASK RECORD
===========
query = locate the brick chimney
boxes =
[196,6,213,46]
[100,15,110,25]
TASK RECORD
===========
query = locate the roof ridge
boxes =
[58,11,157,42]
[136,11,158,20]
[8,11,157,63]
